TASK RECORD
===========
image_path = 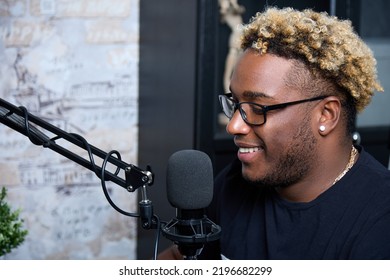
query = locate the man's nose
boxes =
[226,109,251,135]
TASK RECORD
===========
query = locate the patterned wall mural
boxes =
[0,0,140,259]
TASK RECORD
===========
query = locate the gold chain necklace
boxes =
[332,145,358,185]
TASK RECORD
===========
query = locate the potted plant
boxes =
[0,187,28,257]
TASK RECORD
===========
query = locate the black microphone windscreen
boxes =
[166,150,214,210]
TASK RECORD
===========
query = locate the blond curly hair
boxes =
[240,7,383,112]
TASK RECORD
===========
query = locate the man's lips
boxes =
[235,139,264,153]
[236,146,263,164]
[235,140,264,162]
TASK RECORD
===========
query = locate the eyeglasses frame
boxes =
[219,93,329,126]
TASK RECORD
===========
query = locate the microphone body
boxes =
[162,150,221,260]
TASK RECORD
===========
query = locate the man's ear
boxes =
[316,96,342,136]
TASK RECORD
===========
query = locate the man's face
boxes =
[227,50,319,188]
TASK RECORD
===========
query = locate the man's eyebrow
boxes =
[242,91,273,100]
[228,87,274,101]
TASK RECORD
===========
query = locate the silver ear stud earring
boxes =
[319,125,326,132]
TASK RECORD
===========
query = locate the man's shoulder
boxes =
[357,147,390,184]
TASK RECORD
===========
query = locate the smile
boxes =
[239,147,261,153]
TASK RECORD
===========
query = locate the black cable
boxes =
[151,215,164,260]
[73,133,115,179]
[152,215,160,260]
[19,106,47,146]
[101,150,140,218]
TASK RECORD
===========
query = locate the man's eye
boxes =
[250,105,265,115]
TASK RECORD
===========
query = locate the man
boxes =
[159,7,390,259]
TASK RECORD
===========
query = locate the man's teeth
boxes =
[239,147,260,153]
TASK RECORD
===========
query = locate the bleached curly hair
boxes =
[240,7,383,113]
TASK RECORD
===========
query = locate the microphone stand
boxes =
[0,98,153,191]
[0,97,158,228]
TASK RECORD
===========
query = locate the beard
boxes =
[244,115,318,189]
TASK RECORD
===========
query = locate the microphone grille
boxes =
[166,150,214,210]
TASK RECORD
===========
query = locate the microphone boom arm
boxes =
[0,97,153,192]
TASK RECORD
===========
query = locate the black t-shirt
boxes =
[199,147,390,259]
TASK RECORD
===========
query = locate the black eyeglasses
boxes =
[219,93,328,126]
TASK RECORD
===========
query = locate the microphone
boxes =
[161,150,221,260]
